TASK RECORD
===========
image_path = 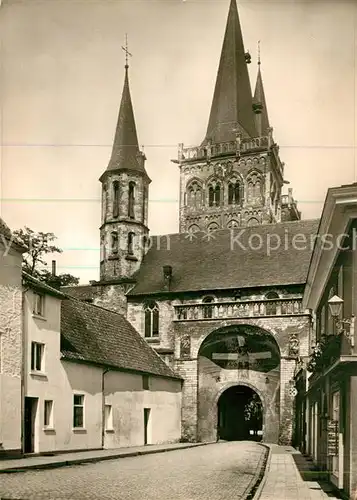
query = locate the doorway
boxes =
[217,386,263,441]
[144,408,151,445]
[24,397,38,453]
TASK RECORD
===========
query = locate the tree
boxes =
[13,227,79,287]
[244,393,263,438]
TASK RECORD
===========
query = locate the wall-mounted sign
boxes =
[327,419,338,456]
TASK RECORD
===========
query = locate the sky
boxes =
[0,0,356,283]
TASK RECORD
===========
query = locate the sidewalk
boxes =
[0,441,208,473]
[256,445,341,500]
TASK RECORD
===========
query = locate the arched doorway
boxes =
[197,324,280,443]
[217,385,263,441]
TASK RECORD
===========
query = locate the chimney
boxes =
[48,259,61,289]
[163,265,173,290]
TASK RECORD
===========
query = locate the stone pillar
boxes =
[279,357,296,445]
[174,359,198,442]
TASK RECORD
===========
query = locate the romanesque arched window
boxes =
[208,181,221,207]
[247,217,259,227]
[265,291,279,316]
[111,231,118,254]
[128,181,135,219]
[113,181,119,218]
[203,296,215,319]
[228,179,241,205]
[188,224,200,234]
[227,219,239,229]
[144,301,159,337]
[187,180,202,208]
[207,222,219,232]
[127,232,134,255]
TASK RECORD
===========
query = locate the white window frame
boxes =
[31,342,45,373]
[33,292,45,317]
[73,394,85,429]
[44,400,54,429]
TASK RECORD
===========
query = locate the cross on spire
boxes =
[121,33,132,68]
[258,40,261,65]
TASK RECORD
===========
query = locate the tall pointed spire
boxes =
[105,55,145,175]
[253,45,270,137]
[204,0,257,144]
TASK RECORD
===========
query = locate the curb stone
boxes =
[251,444,273,500]
[0,442,212,474]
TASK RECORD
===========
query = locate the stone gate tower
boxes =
[175,0,300,233]
[99,63,150,281]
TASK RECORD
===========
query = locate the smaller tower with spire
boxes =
[99,41,150,282]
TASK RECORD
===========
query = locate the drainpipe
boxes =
[21,287,30,455]
[101,368,110,449]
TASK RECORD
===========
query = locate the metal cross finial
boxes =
[122,33,132,68]
[258,40,261,65]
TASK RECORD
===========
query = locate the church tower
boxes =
[99,59,150,282]
[175,0,300,233]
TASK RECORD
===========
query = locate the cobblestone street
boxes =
[0,442,265,500]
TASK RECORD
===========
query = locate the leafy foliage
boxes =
[13,227,79,287]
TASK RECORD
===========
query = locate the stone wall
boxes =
[0,241,23,455]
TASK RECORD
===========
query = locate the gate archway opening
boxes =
[217,385,263,441]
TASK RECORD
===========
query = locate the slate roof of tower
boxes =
[253,65,270,136]
[203,0,257,144]
[103,66,146,176]
[128,219,320,296]
[60,297,181,380]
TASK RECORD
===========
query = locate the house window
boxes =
[142,374,150,390]
[113,181,119,218]
[265,292,279,316]
[127,232,135,255]
[33,292,45,316]
[104,404,113,431]
[128,182,135,218]
[44,400,53,428]
[203,296,214,319]
[144,301,159,337]
[73,394,84,428]
[31,342,44,372]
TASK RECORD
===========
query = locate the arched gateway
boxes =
[197,325,281,443]
[217,385,263,441]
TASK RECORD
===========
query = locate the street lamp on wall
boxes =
[328,295,355,347]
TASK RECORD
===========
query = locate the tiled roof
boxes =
[129,219,320,295]
[23,272,67,299]
[61,284,95,301]
[60,298,181,380]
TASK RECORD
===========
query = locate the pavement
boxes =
[0,441,266,499]
[0,441,208,473]
[256,445,342,500]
